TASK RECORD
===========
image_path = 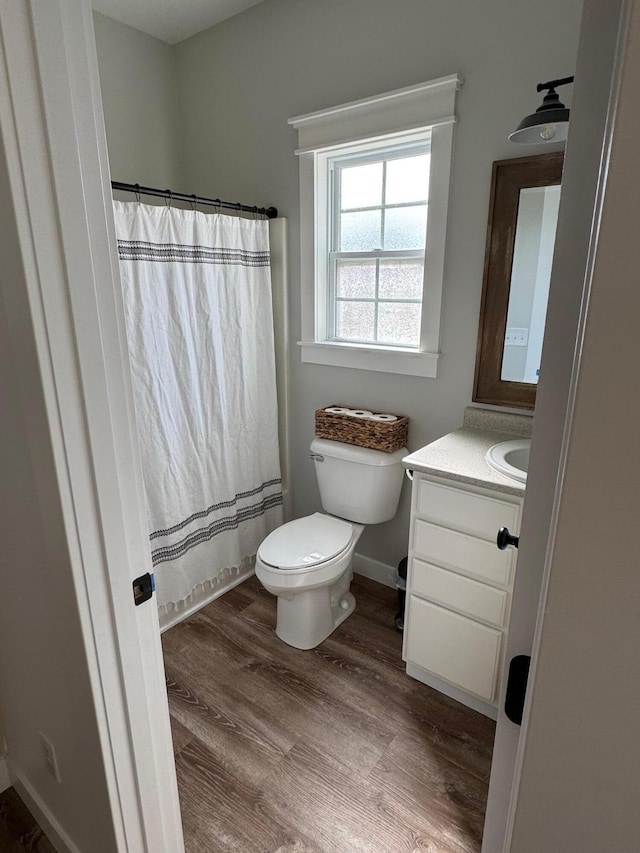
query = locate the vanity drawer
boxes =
[406,595,502,702]
[412,518,513,587]
[416,478,520,541]
[411,558,509,627]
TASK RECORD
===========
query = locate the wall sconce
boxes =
[509,76,574,143]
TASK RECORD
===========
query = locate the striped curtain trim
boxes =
[150,478,283,540]
[151,492,283,565]
[118,239,270,267]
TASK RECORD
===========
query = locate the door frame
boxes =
[482,0,631,849]
[0,1,183,849]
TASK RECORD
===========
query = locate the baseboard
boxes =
[159,564,255,632]
[352,552,398,589]
[9,763,80,853]
[0,754,10,793]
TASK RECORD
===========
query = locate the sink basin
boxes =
[485,439,530,483]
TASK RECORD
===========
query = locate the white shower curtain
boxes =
[113,201,283,617]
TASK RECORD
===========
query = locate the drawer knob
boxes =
[497,526,519,550]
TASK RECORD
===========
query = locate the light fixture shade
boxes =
[508,107,570,143]
[509,78,573,144]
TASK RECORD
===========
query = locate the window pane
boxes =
[335,301,375,341]
[377,302,421,346]
[385,154,430,204]
[340,210,382,251]
[384,204,427,250]
[379,260,424,299]
[336,260,377,298]
[340,162,383,210]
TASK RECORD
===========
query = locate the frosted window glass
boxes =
[336,261,377,298]
[340,210,382,251]
[386,154,430,204]
[379,260,424,299]
[335,301,375,341]
[377,303,421,346]
[340,162,383,210]
[384,205,427,250]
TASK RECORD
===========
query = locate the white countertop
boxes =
[402,408,532,496]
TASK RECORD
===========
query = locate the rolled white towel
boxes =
[325,407,352,414]
[350,410,374,418]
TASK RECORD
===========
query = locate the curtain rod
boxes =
[111,181,278,219]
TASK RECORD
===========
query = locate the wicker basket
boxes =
[315,405,409,453]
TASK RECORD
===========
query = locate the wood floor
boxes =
[163,574,496,853]
[0,788,56,853]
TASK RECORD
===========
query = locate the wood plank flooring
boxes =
[0,788,56,853]
[162,574,496,853]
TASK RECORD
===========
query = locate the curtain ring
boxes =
[134,183,141,204]
[236,203,242,218]
[190,193,198,213]
[164,190,172,208]
[214,198,222,215]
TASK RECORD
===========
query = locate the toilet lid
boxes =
[258,513,353,570]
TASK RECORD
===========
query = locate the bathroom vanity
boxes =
[402,409,530,719]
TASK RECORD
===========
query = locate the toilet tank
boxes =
[310,438,407,524]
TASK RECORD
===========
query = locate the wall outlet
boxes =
[39,731,61,783]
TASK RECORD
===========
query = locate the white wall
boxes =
[524,186,560,383]
[173,0,584,568]
[502,191,545,382]
[93,11,184,187]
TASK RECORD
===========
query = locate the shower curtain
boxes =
[113,201,283,618]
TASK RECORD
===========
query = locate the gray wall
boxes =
[93,12,184,187]
[173,0,584,568]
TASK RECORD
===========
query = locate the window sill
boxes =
[298,341,439,377]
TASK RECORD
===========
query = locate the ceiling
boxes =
[92,0,267,45]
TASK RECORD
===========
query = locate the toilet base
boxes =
[275,575,356,650]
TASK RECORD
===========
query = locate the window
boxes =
[290,75,462,377]
[329,143,430,348]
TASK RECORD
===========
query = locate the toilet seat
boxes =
[257,512,353,570]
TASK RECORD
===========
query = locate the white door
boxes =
[0,1,183,850]
[506,0,640,847]
[482,0,631,850]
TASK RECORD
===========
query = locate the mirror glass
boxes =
[501,184,561,383]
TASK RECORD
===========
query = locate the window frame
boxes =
[289,75,462,378]
[327,139,431,349]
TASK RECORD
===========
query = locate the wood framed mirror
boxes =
[473,152,564,409]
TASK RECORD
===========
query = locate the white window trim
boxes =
[289,74,462,378]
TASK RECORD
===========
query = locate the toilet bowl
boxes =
[255,437,407,650]
[255,513,364,649]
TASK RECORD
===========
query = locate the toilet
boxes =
[255,437,407,649]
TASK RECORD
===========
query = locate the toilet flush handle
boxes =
[309,452,324,462]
